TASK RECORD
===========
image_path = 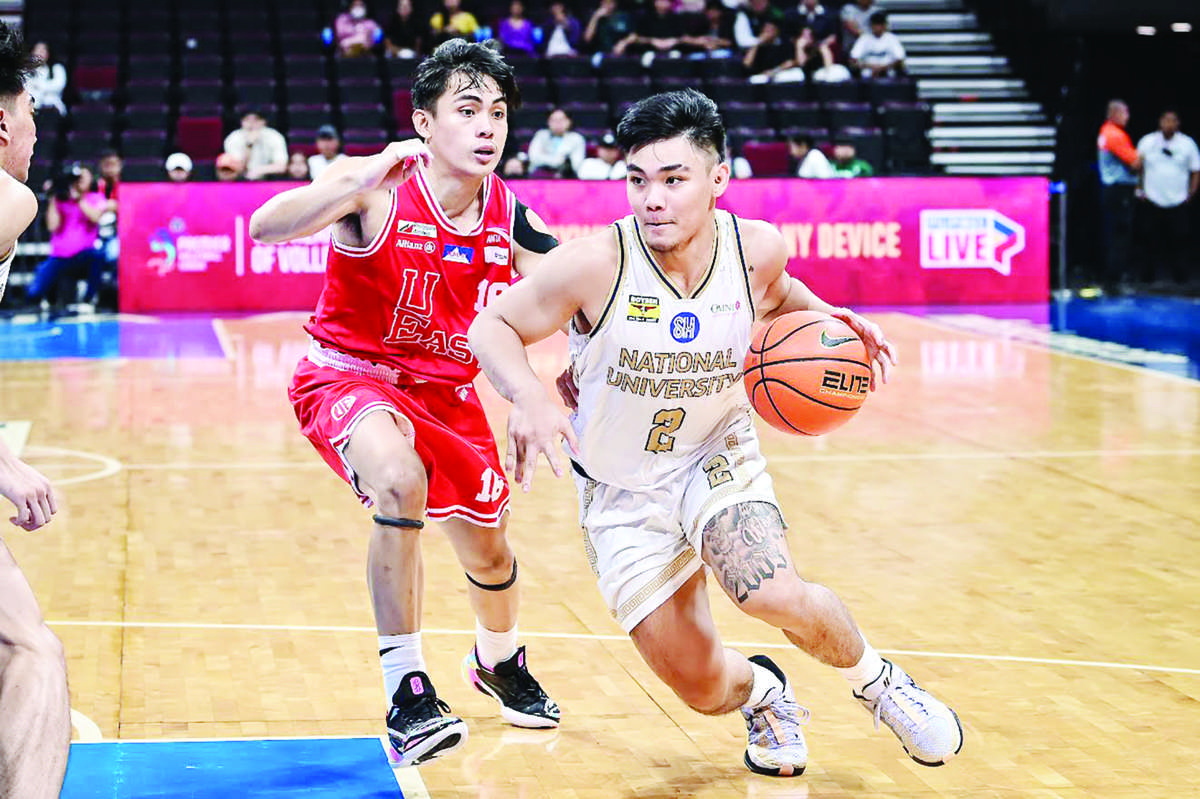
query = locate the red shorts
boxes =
[289,357,510,527]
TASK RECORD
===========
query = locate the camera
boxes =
[48,163,83,202]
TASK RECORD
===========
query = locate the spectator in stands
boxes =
[384,0,426,57]
[840,0,879,52]
[578,132,627,180]
[831,141,873,177]
[97,150,122,278]
[1137,109,1198,286]
[542,1,583,57]
[788,0,839,79]
[308,125,347,180]
[28,164,111,313]
[223,109,289,180]
[528,107,586,177]
[287,151,312,180]
[27,41,66,116]
[165,152,193,182]
[1097,99,1141,291]
[430,0,480,45]
[502,151,529,178]
[681,0,735,54]
[335,0,383,58]
[850,11,906,78]
[743,20,804,84]
[584,0,634,54]
[789,133,834,178]
[733,0,785,51]
[499,0,539,54]
[614,0,688,56]
[216,152,244,182]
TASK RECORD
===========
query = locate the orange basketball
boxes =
[743,311,872,436]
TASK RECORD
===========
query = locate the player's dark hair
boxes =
[616,89,726,163]
[411,39,521,114]
[869,11,887,25]
[0,22,38,101]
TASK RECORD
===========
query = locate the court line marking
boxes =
[23,446,122,485]
[71,709,102,742]
[211,319,235,361]
[46,620,1200,676]
[901,313,1200,386]
[383,737,432,799]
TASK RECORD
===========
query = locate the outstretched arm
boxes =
[249,140,430,243]
[469,231,615,489]
[744,218,897,388]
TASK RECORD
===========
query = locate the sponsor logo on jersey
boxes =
[485,228,510,246]
[442,243,474,263]
[670,311,700,343]
[331,395,357,421]
[819,330,857,348]
[626,294,660,323]
[397,220,437,238]
[397,238,436,254]
[709,300,741,315]
[484,246,509,265]
[918,209,1026,276]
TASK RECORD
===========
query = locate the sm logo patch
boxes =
[670,312,699,343]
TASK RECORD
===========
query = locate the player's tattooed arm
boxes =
[701,502,790,604]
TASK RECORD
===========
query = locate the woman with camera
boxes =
[27,163,113,314]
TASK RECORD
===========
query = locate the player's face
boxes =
[625,135,729,253]
[416,74,508,178]
[0,91,37,183]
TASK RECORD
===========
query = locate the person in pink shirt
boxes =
[28,163,113,312]
[336,0,383,57]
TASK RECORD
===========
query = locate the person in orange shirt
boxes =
[1096,100,1142,291]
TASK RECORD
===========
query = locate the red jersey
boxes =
[305,169,517,385]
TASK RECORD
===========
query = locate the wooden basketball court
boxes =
[3,311,1197,797]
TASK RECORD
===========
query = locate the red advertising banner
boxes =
[119,177,1048,313]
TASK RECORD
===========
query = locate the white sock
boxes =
[742,661,785,710]
[836,635,887,695]
[379,632,425,701]
[474,620,518,670]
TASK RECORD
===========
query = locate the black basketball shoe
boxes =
[462,645,561,728]
[385,671,469,767]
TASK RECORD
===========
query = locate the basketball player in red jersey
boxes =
[249,40,561,766]
[0,23,70,798]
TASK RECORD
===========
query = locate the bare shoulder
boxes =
[0,174,37,247]
[735,217,788,275]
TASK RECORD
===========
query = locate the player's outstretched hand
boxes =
[506,391,580,493]
[828,307,898,391]
[357,140,432,193]
[0,455,58,532]
[555,366,579,410]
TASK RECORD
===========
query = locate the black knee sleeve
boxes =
[466,558,518,591]
[372,514,424,530]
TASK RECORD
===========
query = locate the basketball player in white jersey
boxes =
[0,22,70,799]
[469,89,962,776]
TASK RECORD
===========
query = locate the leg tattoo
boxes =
[701,502,789,604]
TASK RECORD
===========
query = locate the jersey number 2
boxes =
[645,408,686,453]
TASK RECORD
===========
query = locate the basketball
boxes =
[743,311,872,436]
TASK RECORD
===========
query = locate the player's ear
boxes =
[711,158,731,199]
[412,107,432,140]
[0,105,10,148]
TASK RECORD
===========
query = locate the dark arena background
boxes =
[0,0,1197,796]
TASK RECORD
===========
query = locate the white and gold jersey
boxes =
[0,240,13,304]
[568,209,756,492]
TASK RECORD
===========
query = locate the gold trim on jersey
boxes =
[588,223,627,338]
[613,547,697,625]
[729,214,756,320]
[630,218,721,301]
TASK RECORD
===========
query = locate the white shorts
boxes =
[572,418,783,633]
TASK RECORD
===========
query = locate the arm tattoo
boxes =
[701,502,789,604]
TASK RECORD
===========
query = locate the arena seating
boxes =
[24,0,932,180]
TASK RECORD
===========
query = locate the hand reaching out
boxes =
[827,307,898,391]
